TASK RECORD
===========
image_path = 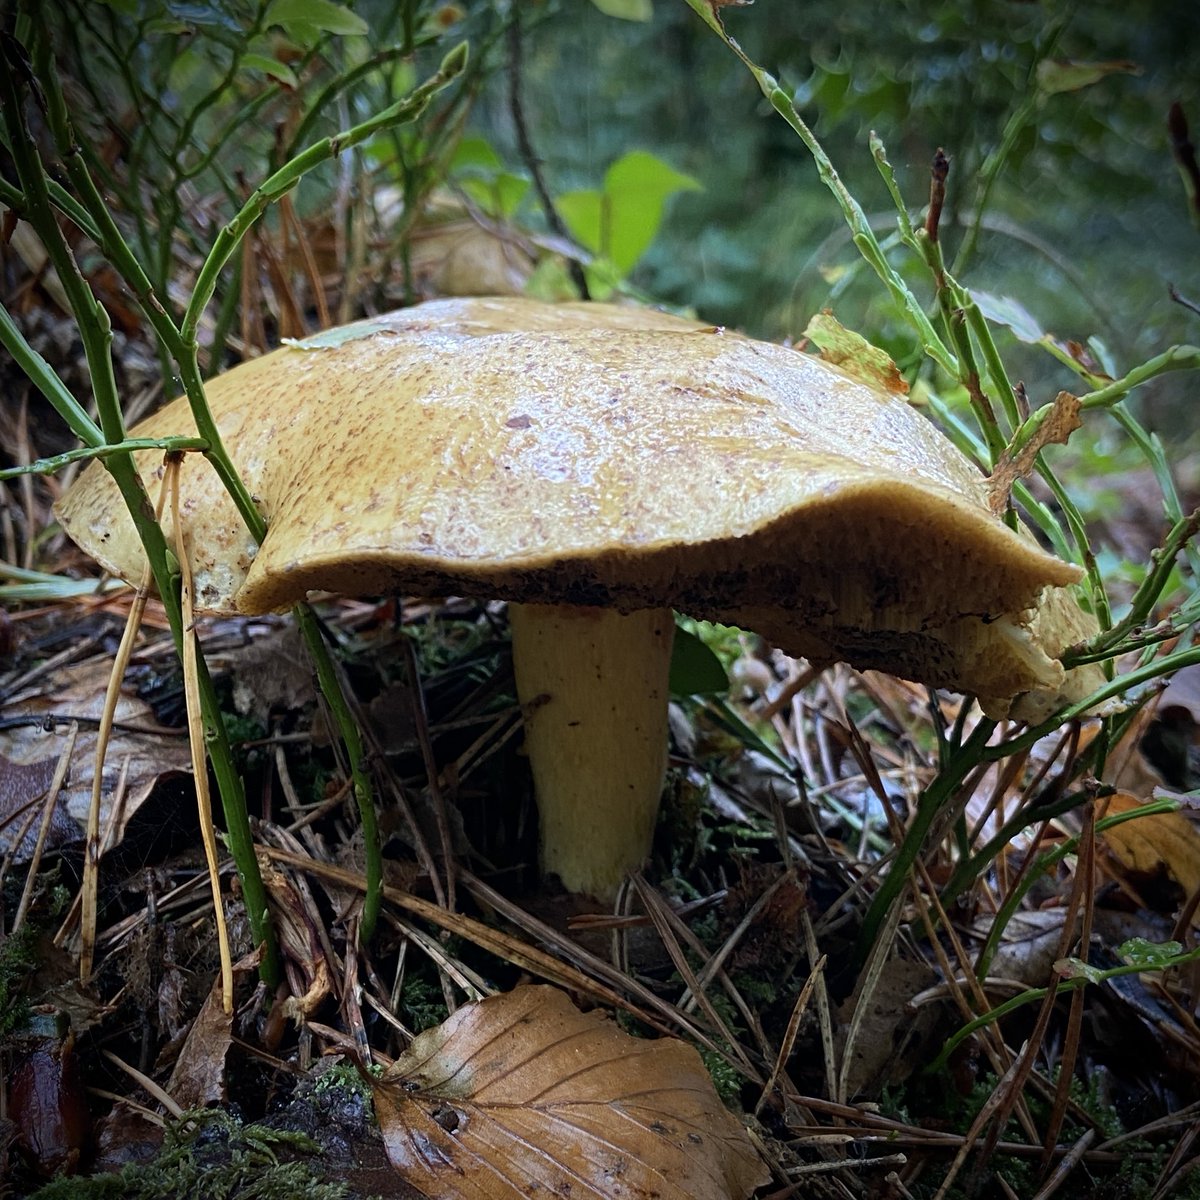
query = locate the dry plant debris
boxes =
[372,984,769,1200]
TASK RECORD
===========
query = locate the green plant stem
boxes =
[293,606,381,942]
[182,42,468,349]
[853,719,996,964]
[1081,344,1200,407]
[1075,509,1200,659]
[940,784,1113,914]
[5,27,282,987]
[681,0,957,378]
[931,907,1200,1073]
[969,794,1168,980]
[0,437,209,481]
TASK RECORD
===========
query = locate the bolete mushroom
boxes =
[55,297,1102,898]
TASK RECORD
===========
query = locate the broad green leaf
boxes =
[460,174,531,220]
[602,151,701,274]
[1036,58,1140,96]
[560,152,701,277]
[557,189,605,256]
[265,0,368,37]
[239,53,299,89]
[669,624,730,697]
[452,136,504,173]
[588,0,653,19]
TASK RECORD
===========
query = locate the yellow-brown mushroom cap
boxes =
[55,296,1096,714]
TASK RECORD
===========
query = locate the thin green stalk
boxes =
[1081,344,1200,408]
[282,45,423,164]
[294,606,381,941]
[940,784,1109,914]
[854,719,996,963]
[0,305,104,447]
[681,0,957,378]
[5,30,282,986]
[969,795,1166,981]
[0,437,209,481]
[182,42,469,347]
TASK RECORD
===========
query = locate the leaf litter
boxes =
[7,234,1200,1200]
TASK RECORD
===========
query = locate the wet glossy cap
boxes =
[55,296,1096,714]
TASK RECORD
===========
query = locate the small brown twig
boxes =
[926,147,950,244]
[507,11,589,299]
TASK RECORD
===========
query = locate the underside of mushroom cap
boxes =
[55,296,1093,709]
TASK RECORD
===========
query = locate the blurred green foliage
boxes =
[474,1,1200,429]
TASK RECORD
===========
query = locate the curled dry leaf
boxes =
[373,985,768,1200]
[802,310,908,395]
[987,390,1083,515]
[1100,791,1200,924]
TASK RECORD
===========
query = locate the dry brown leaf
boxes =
[1100,791,1200,919]
[164,949,261,1109]
[165,977,234,1110]
[373,985,767,1200]
[802,309,908,395]
[0,654,192,862]
[987,390,1082,514]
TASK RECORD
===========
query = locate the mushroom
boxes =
[55,297,1102,898]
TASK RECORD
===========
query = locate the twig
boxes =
[507,10,589,298]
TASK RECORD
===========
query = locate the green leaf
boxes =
[1036,59,1140,96]
[239,53,300,89]
[452,136,504,173]
[670,624,730,697]
[265,0,368,37]
[283,319,394,349]
[972,291,1047,345]
[1117,937,1184,968]
[560,151,701,277]
[460,174,530,220]
[588,0,653,19]
[1054,957,1104,984]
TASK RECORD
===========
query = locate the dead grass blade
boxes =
[170,455,233,1012]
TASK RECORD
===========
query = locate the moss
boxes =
[29,1109,362,1200]
[0,922,39,1041]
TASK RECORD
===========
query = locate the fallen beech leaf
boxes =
[165,977,234,1110]
[1100,792,1200,921]
[987,390,1082,514]
[802,310,908,395]
[164,950,260,1109]
[0,655,193,862]
[373,985,767,1200]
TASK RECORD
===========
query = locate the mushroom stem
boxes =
[508,602,675,899]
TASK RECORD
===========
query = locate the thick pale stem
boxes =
[508,603,675,899]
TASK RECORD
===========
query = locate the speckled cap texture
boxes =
[55,296,1099,716]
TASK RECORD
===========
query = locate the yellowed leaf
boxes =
[1100,792,1200,918]
[802,310,908,395]
[987,390,1082,515]
[373,985,767,1200]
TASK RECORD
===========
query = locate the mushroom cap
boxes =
[56,296,1093,711]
